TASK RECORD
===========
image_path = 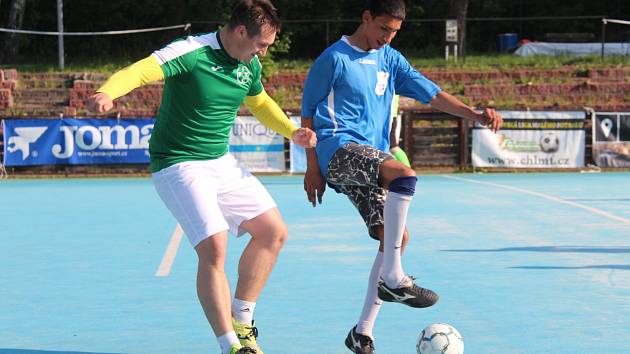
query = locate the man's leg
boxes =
[355,226,410,334]
[229,207,287,354]
[194,231,244,354]
[376,159,439,308]
[379,159,415,289]
[236,207,287,300]
[345,225,411,354]
[356,247,383,337]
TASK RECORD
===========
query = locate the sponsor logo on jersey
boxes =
[359,58,376,65]
[236,66,253,86]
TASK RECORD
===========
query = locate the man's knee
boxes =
[255,220,288,252]
[195,235,228,266]
[400,165,416,178]
[270,221,288,248]
[389,175,417,196]
[380,160,416,188]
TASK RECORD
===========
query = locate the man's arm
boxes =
[244,90,316,148]
[301,117,326,207]
[429,91,503,132]
[87,55,164,113]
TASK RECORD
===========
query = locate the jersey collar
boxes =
[341,35,379,53]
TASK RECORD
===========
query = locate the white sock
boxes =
[232,298,256,325]
[382,191,411,288]
[356,250,383,338]
[218,331,240,354]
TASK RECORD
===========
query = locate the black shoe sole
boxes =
[377,286,439,308]
[344,331,374,354]
[344,335,357,353]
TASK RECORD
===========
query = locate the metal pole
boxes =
[601,19,606,59]
[57,0,64,70]
[454,44,458,62]
[462,18,466,63]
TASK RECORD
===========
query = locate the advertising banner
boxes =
[472,111,585,168]
[229,116,285,172]
[3,118,153,166]
[592,112,630,167]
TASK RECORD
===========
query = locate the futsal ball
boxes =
[539,133,560,153]
[416,323,464,354]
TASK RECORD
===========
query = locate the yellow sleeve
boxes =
[244,90,298,139]
[97,55,164,100]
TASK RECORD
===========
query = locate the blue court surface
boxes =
[1,173,629,354]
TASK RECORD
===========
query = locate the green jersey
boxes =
[149,31,263,172]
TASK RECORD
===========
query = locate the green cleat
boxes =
[232,319,264,354]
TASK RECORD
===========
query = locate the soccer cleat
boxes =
[377,275,439,308]
[344,326,375,354]
[232,319,264,354]
[229,345,257,354]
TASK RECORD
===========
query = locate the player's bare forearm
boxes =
[301,117,326,206]
[302,119,321,173]
[429,92,503,132]
[429,92,482,122]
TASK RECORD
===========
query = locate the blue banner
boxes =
[2,118,154,166]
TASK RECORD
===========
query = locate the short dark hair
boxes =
[227,0,281,37]
[365,0,406,21]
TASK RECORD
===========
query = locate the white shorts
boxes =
[152,154,277,247]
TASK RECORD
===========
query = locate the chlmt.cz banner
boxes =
[592,112,630,167]
[2,118,153,166]
[229,116,285,172]
[472,111,585,168]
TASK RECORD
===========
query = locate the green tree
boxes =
[449,0,468,57]
[0,0,27,64]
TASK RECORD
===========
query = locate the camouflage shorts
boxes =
[327,143,393,239]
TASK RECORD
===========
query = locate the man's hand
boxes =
[87,92,114,113]
[479,108,503,133]
[291,128,317,148]
[304,167,325,207]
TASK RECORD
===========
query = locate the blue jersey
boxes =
[302,36,442,177]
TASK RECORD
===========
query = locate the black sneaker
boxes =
[344,326,375,354]
[377,276,439,308]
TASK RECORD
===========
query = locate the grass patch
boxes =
[4,54,628,74]
[1,59,134,73]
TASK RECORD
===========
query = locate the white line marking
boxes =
[442,175,630,225]
[155,224,184,277]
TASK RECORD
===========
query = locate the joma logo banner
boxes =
[2,118,155,166]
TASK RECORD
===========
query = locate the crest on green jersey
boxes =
[236,66,252,86]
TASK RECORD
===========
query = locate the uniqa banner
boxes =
[229,116,285,172]
[472,111,585,168]
[592,112,630,167]
[2,118,153,166]
[289,116,307,173]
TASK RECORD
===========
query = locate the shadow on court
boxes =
[0,350,125,354]
[441,245,630,253]
[510,264,630,270]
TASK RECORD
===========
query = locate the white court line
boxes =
[155,224,184,277]
[442,175,630,225]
